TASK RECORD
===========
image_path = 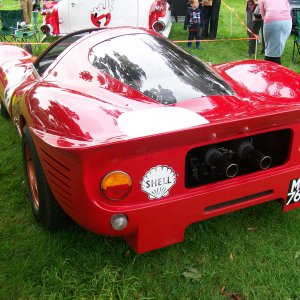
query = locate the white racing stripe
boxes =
[118,107,209,138]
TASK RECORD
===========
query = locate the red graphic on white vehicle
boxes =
[91,0,114,28]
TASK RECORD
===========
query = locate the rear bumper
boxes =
[82,166,300,254]
[31,120,300,253]
[34,124,300,253]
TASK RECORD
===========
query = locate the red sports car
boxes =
[1,27,300,253]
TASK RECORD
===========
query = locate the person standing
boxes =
[184,0,203,49]
[167,0,178,22]
[258,0,292,64]
[246,0,256,39]
[201,0,221,39]
[247,2,264,56]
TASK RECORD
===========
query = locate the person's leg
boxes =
[19,0,29,24]
[264,20,291,63]
[264,56,270,61]
[263,22,272,60]
[201,6,210,39]
[265,56,281,64]
[273,20,292,64]
[170,0,178,22]
[273,57,281,64]
[265,56,275,62]
[187,30,193,48]
[26,0,33,24]
[248,19,263,55]
[260,23,265,54]
[209,0,221,38]
[246,3,253,39]
[195,30,201,48]
[277,20,292,56]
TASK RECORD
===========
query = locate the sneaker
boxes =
[20,21,27,27]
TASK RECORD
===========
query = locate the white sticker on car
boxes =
[141,165,176,199]
[286,178,300,205]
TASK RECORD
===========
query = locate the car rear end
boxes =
[139,0,172,37]
[28,30,300,253]
[40,0,60,36]
[29,98,300,254]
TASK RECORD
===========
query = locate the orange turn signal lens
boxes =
[101,171,132,200]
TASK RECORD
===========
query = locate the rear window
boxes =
[89,34,234,104]
[35,33,87,75]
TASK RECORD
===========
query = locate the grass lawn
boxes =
[1,0,300,299]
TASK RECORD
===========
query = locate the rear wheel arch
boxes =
[0,97,9,118]
[19,115,26,135]
[22,125,71,229]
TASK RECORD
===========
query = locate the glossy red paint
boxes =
[2,28,300,253]
[149,0,168,30]
[90,9,111,28]
[42,1,60,35]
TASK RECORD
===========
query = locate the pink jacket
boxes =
[258,0,291,23]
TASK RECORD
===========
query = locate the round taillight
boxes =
[152,21,165,33]
[41,24,51,34]
[101,171,132,200]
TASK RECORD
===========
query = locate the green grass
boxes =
[169,0,300,73]
[1,0,300,299]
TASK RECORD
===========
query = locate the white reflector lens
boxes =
[111,214,128,230]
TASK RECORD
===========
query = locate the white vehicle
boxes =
[41,0,172,37]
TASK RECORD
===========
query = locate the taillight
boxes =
[149,0,167,32]
[41,24,52,34]
[101,171,132,200]
[152,21,165,32]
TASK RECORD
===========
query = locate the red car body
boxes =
[1,27,300,253]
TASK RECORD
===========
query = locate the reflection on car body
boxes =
[1,27,300,253]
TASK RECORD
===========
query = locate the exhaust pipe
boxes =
[237,141,272,170]
[204,148,238,178]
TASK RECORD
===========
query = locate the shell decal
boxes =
[141,165,176,200]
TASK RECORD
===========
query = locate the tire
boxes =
[0,99,9,119]
[22,125,71,229]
